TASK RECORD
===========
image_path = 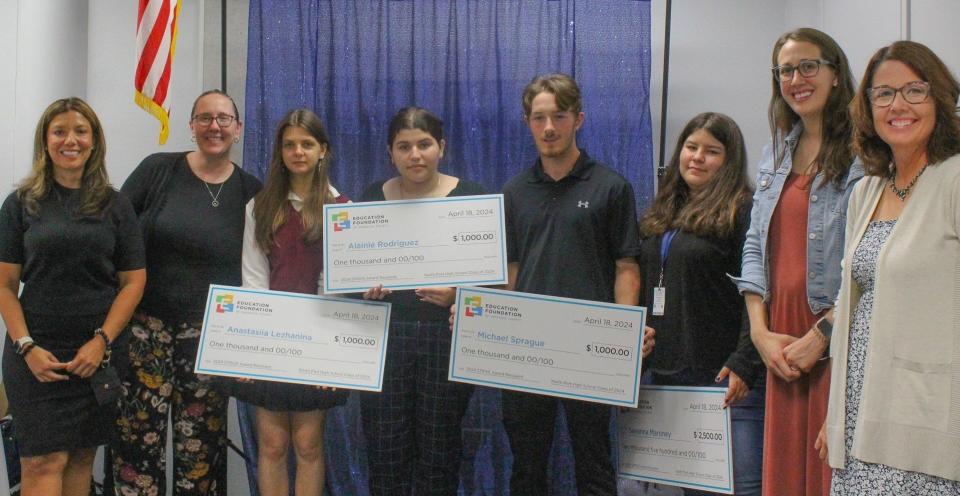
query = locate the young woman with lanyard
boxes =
[639,112,762,495]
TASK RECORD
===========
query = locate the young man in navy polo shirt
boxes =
[501,73,653,495]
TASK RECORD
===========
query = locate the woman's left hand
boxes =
[66,337,107,379]
[415,287,456,307]
[716,366,749,408]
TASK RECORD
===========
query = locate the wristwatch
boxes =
[14,336,35,355]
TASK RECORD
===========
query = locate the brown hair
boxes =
[851,40,960,175]
[769,28,856,186]
[19,97,112,217]
[190,89,240,121]
[639,112,753,238]
[252,109,334,252]
[522,73,582,117]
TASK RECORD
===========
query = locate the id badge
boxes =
[652,287,666,316]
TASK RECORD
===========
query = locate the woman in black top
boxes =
[637,112,763,495]
[108,90,262,495]
[361,107,484,495]
[0,97,146,496]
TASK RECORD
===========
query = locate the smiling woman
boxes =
[107,90,262,495]
[734,28,863,496]
[824,40,960,495]
[0,97,145,496]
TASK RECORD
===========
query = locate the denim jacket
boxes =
[733,124,864,314]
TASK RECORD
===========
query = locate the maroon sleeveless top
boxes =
[268,196,347,294]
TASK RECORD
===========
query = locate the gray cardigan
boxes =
[826,154,960,481]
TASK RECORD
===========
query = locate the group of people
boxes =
[0,25,958,496]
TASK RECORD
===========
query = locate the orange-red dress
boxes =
[763,173,832,496]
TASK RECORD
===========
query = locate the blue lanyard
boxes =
[658,229,678,286]
[660,229,678,268]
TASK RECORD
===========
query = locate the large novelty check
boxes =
[195,285,391,391]
[449,287,645,407]
[619,386,734,494]
[322,195,508,294]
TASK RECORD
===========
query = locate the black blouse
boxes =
[639,203,761,384]
[0,184,145,316]
[121,152,262,322]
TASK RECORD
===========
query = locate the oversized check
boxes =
[449,287,645,407]
[618,386,734,494]
[322,195,507,294]
[195,285,391,391]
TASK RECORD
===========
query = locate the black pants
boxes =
[501,391,616,495]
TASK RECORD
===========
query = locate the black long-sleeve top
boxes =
[639,203,762,385]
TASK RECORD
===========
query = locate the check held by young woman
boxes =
[195,284,392,391]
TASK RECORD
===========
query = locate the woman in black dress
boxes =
[0,97,146,496]
[230,109,349,495]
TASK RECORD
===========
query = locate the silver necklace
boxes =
[203,180,225,207]
[888,163,928,201]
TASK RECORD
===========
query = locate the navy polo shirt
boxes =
[503,150,641,303]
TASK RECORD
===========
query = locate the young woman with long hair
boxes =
[229,108,350,496]
[639,112,762,495]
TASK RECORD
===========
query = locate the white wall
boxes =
[9,0,89,188]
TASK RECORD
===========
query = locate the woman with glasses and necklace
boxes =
[108,89,262,495]
[817,40,960,494]
[733,28,862,496]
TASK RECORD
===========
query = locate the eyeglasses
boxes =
[772,58,835,81]
[192,113,236,127]
[867,81,930,107]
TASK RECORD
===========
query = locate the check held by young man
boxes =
[195,284,392,391]
[449,286,645,407]
[322,194,508,294]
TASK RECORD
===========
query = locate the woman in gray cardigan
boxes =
[818,40,960,494]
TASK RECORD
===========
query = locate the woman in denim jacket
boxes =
[733,28,862,496]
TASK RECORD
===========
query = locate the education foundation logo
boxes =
[215,294,235,313]
[464,296,483,317]
[331,211,351,231]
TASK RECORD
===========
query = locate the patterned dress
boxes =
[830,220,960,495]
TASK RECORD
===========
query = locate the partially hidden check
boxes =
[618,386,734,494]
[449,287,645,407]
[322,195,507,294]
[195,285,391,391]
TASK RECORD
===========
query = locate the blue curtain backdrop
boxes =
[241,1,653,494]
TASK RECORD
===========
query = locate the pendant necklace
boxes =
[888,163,929,201]
[203,180,225,207]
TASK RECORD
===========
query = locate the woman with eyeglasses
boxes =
[733,28,862,495]
[638,112,763,495]
[816,40,960,494]
[108,89,262,495]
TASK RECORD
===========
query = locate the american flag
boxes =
[134,0,181,145]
